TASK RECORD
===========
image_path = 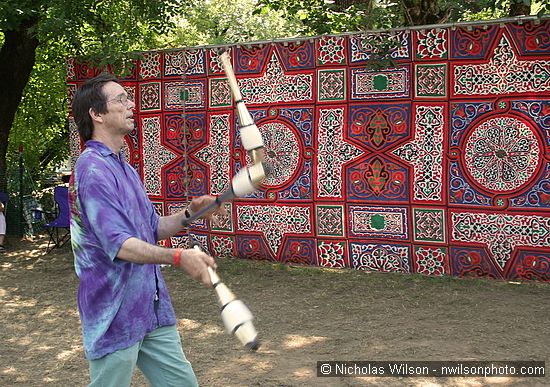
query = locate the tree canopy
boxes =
[0,0,183,190]
[254,0,549,35]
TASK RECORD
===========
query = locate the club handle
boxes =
[182,193,231,227]
[191,240,221,286]
[219,51,243,102]
[206,266,221,286]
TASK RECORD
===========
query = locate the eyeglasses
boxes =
[106,93,133,107]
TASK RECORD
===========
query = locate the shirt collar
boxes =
[85,140,124,158]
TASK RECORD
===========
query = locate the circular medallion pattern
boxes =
[464,116,540,192]
[249,122,299,186]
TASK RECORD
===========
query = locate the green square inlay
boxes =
[318,69,346,102]
[413,207,445,243]
[415,64,447,98]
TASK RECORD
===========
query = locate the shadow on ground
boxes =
[1,235,549,386]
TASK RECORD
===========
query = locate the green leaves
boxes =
[0,0,186,183]
[0,0,42,30]
[254,0,406,35]
[161,0,302,47]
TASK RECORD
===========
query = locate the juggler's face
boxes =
[102,81,136,136]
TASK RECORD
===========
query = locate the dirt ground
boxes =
[1,235,549,387]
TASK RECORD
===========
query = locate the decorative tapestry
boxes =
[67,17,550,282]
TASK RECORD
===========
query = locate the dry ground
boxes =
[1,235,549,386]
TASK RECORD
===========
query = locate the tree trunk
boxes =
[509,0,531,16]
[402,0,441,26]
[0,17,40,192]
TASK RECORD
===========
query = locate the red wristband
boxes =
[173,249,182,267]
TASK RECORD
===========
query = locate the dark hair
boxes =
[72,73,120,141]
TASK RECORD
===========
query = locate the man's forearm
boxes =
[117,236,217,288]
[156,210,188,241]
[156,196,222,241]
[117,237,174,265]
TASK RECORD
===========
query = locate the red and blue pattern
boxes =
[67,17,550,282]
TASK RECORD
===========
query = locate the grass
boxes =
[216,255,550,290]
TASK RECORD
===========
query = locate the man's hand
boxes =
[174,248,217,287]
[188,195,228,227]
[157,195,228,240]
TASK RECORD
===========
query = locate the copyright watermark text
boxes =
[317,361,545,377]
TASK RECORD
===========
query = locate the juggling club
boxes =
[218,49,265,166]
[182,50,271,227]
[191,240,260,351]
[181,162,266,226]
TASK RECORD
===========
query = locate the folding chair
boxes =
[0,192,7,253]
[0,192,7,214]
[42,186,70,254]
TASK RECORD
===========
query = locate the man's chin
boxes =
[126,120,135,131]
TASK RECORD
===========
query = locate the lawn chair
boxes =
[24,195,49,236]
[0,192,7,253]
[0,192,7,215]
[41,186,70,254]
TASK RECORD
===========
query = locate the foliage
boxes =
[157,0,302,47]
[460,0,548,21]
[533,0,550,16]
[7,39,69,181]
[254,0,389,35]
[256,0,548,35]
[460,0,512,20]
[370,0,406,29]
[0,0,184,186]
[37,0,180,72]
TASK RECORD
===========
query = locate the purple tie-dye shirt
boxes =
[69,140,176,360]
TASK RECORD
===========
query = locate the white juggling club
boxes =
[182,162,267,226]
[182,50,270,227]
[218,50,265,161]
[191,240,260,351]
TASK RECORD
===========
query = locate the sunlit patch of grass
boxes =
[194,324,224,339]
[177,318,202,330]
[0,262,14,270]
[235,356,274,370]
[282,334,326,349]
[4,297,38,308]
[56,345,82,360]
[1,366,17,375]
[291,366,315,378]
[176,317,224,340]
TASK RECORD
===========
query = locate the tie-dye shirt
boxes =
[69,140,176,360]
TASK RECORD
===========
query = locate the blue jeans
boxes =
[88,325,198,387]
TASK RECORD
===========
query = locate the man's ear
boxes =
[89,107,104,124]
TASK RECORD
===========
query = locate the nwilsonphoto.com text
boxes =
[317,361,546,377]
